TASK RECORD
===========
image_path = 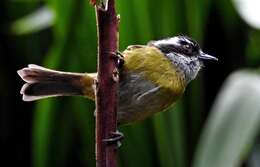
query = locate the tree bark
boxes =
[95,0,119,167]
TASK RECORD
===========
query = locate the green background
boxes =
[1,0,260,167]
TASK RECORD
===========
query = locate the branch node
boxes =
[91,0,109,11]
[93,79,98,93]
[112,68,119,82]
[117,14,121,22]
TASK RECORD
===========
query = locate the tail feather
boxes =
[17,64,96,101]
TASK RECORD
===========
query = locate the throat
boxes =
[166,53,201,83]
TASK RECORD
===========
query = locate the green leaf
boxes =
[11,6,54,35]
[193,71,260,167]
[185,0,211,41]
[152,101,187,167]
[33,99,58,167]
[246,31,260,66]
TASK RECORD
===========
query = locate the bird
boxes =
[17,35,217,125]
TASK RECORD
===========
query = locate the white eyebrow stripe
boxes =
[184,38,192,43]
[153,37,179,46]
[152,37,193,46]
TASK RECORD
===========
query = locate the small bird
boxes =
[17,36,217,125]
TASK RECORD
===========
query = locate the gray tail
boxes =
[17,64,86,101]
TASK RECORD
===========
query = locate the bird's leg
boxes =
[109,51,124,68]
[102,130,124,148]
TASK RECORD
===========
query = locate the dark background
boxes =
[1,0,260,167]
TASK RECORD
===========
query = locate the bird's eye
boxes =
[183,44,190,49]
[179,41,193,54]
[183,44,193,55]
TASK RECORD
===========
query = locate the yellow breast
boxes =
[123,46,186,97]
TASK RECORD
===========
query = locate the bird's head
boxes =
[149,35,218,83]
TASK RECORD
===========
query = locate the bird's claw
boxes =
[102,130,124,148]
[109,51,124,68]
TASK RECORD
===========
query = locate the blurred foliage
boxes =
[194,71,260,167]
[11,7,54,35]
[1,0,260,167]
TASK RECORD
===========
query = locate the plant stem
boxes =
[95,0,119,166]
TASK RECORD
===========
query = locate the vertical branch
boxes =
[95,0,119,167]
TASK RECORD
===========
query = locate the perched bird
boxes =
[17,36,217,125]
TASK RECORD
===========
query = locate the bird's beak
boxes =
[199,51,218,61]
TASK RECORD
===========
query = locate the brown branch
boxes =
[95,0,119,167]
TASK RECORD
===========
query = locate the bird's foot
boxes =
[109,51,124,68]
[102,130,124,148]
